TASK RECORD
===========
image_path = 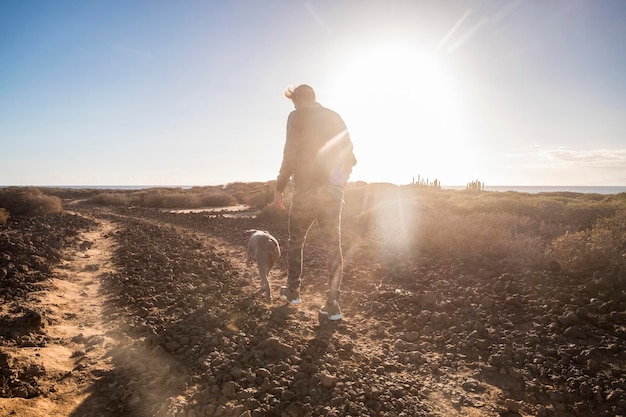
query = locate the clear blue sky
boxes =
[1,0,625,186]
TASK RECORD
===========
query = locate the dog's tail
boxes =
[245,229,268,234]
[269,236,281,258]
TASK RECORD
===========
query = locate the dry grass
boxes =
[22,183,626,278]
[86,187,238,209]
[224,181,276,209]
[89,192,131,207]
[0,187,63,217]
[198,190,238,208]
[343,185,626,276]
[548,208,626,276]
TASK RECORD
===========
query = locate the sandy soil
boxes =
[1,204,624,417]
[0,218,119,417]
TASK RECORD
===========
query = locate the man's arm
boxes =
[275,111,299,193]
[332,113,357,185]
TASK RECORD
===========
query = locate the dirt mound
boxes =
[1,205,625,416]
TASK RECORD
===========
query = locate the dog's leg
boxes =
[246,245,256,265]
[257,264,271,301]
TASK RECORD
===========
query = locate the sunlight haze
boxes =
[1,1,625,187]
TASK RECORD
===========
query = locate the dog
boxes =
[245,229,281,301]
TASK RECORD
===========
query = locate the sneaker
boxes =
[319,299,342,321]
[279,286,302,304]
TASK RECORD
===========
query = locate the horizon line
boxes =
[2,183,626,189]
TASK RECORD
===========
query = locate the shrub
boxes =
[199,191,237,207]
[89,192,131,206]
[0,208,8,225]
[417,211,546,264]
[0,187,62,216]
[352,186,553,265]
[549,209,626,276]
[81,185,269,209]
[246,191,274,210]
[137,190,201,209]
[224,181,275,206]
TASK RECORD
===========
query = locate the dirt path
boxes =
[0,218,119,417]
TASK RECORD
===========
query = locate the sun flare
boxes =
[331,40,473,185]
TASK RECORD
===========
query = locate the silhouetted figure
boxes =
[274,84,356,321]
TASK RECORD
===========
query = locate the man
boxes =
[274,84,356,321]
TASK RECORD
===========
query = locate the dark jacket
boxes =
[276,103,356,193]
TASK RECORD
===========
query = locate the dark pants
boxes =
[287,185,344,301]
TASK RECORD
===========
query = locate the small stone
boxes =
[579,382,593,399]
[256,368,271,379]
[258,337,296,356]
[564,326,586,339]
[479,296,495,309]
[461,378,485,393]
[404,331,420,342]
[319,372,337,388]
[558,311,579,327]
[504,398,521,412]
[281,389,297,401]
[414,292,437,307]
[222,381,238,399]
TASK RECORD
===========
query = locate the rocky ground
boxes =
[0,202,625,417]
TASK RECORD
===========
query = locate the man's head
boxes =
[284,84,316,108]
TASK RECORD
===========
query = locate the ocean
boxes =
[2,185,626,194]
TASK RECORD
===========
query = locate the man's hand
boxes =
[273,191,285,210]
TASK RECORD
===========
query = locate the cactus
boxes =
[466,180,485,191]
[411,176,441,189]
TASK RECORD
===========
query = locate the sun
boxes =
[329,39,474,185]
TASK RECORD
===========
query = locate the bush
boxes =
[137,190,201,209]
[422,211,546,264]
[0,208,8,225]
[224,181,275,206]
[549,209,626,276]
[0,187,62,216]
[199,191,237,207]
[89,192,131,206]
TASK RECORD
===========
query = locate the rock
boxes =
[461,378,485,393]
[503,398,522,413]
[222,381,239,399]
[564,325,587,339]
[394,339,419,352]
[71,333,87,344]
[19,310,43,328]
[84,263,100,271]
[558,311,579,327]
[405,351,425,365]
[431,312,451,329]
[256,368,271,379]
[609,311,626,322]
[319,372,338,388]
[281,389,297,401]
[414,292,437,307]
[404,331,420,342]
[579,381,593,399]
[479,296,495,309]
[258,337,296,357]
